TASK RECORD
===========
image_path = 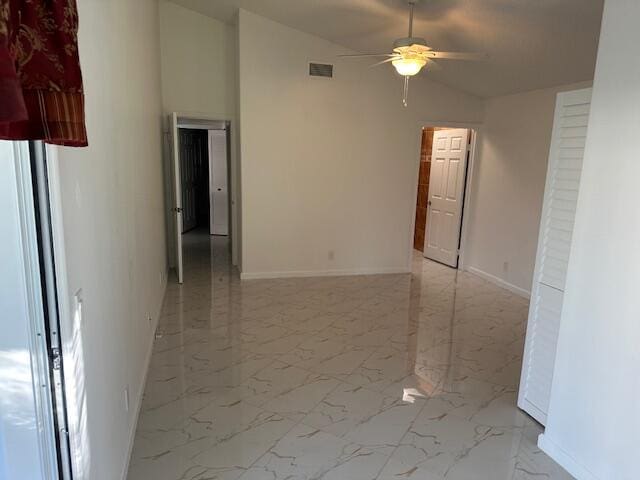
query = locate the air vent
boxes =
[309,63,333,78]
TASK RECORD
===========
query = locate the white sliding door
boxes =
[518,88,592,425]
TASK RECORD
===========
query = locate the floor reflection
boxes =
[127,231,573,480]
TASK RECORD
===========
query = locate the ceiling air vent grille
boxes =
[309,63,333,78]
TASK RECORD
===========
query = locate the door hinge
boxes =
[51,347,62,370]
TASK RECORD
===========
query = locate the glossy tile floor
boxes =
[127,231,573,480]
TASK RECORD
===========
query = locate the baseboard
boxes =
[538,434,600,480]
[465,266,531,299]
[120,275,167,480]
[517,396,547,426]
[240,266,410,280]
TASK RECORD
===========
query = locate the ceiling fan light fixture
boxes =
[392,57,426,76]
[337,0,486,107]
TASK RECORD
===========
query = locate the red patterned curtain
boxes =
[0,0,87,147]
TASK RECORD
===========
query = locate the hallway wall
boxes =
[238,10,484,279]
[159,1,236,119]
[52,1,166,479]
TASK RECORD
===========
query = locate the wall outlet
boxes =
[146,312,152,326]
[328,250,335,261]
[503,261,509,273]
[124,387,130,413]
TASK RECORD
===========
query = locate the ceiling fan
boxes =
[339,0,487,106]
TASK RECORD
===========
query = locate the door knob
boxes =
[428,200,432,206]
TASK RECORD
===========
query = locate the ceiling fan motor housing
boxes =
[393,37,428,50]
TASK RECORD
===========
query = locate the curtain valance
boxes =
[0,0,87,147]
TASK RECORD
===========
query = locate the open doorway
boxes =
[412,125,478,269]
[178,128,210,234]
[169,114,233,283]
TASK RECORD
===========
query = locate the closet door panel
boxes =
[518,88,592,425]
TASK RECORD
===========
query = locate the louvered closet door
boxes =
[518,88,592,425]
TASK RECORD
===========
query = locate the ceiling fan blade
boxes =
[427,51,489,61]
[369,57,399,68]
[424,58,442,71]
[338,53,395,58]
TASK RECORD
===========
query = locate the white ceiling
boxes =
[170,0,603,98]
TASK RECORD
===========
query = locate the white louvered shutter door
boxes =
[518,88,592,425]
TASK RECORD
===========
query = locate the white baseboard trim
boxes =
[120,275,167,480]
[240,266,410,280]
[538,434,600,480]
[517,397,547,426]
[465,266,531,299]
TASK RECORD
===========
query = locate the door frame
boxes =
[166,113,239,277]
[408,120,483,272]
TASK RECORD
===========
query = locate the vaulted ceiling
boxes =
[170,0,604,98]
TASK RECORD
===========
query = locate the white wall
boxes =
[238,9,484,279]
[540,1,640,479]
[159,1,236,118]
[464,81,591,295]
[51,1,166,479]
[159,1,240,265]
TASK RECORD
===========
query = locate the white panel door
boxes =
[209,130,229,236]
[518,88,592,425]
[170,113,183,283]
[423,128,470,267]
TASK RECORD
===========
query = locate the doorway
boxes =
[169,114,233,283]
[178,128,209,234]
[412,125,478,269]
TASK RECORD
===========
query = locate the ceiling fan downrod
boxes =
[408,0,415,37]
[402,0,418,107]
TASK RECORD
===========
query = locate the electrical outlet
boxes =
[503,261,509,273]
[124,387,130,413]
[328,250,335,261]
[146,312,152,325]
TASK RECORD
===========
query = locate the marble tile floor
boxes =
[127,231,573,480]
